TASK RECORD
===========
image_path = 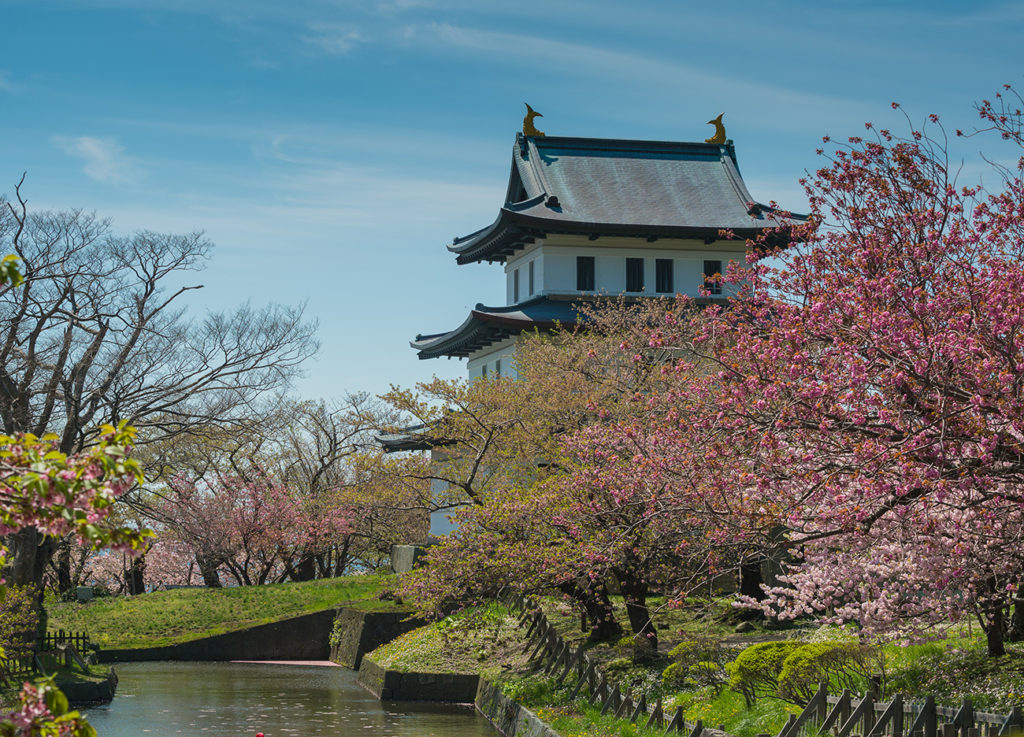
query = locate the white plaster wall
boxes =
[506,243,544,304]
[520,235,747,298]
[467,336,519,380]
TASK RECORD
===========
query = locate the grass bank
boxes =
[47,575,391,650]
[370,603,531,679]
[364,597,1024,737]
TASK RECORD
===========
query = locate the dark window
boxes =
[703,260,723,295]
[577,256,595,291]
[495,359,502,376]
[528,260,535,295]
[513,268,520,302]
[656,259,674,293]
[626,258,644,292]
[481,364,487,377]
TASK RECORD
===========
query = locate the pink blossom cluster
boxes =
[1,680,95,736]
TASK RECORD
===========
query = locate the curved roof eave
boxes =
[450,209,803,265]
[412,297,586,360]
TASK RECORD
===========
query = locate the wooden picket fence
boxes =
[40,630,90,653]
[0,653,36,684]
[778,685,1024,737]
[504,591,731,735]
[0,631,92,684]
[502,593,1024,737]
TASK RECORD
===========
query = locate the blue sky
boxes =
[1,0,1022,401]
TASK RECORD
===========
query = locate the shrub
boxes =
[669,637,726,668]
[689,660,727,691]
[664,659,728,693]
[662,661,688,689]
[776,641,876,705]
[606,657,633,674]
[615,632,658,664]
[727,641,801,706]
[0,585,39,660]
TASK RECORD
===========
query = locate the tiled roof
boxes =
[448,134,804,264]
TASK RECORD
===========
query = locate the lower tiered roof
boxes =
[411,296,584,360]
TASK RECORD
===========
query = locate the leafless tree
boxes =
[1,178,319,586]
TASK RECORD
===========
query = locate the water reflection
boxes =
[84,661,497,737]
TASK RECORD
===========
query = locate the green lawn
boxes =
[46,575,391,650]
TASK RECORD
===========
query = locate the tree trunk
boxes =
[56,538,74,596]
[196,555,223,588]
[739,555,766,600]
[4,528,55,589]
[288,553,316,582]
[559,580,622,643]
[334,538,352,577]
[127,554,146,595]
[985,607,1006,657]
[1008,586,1024,642]
[980,581,1007,657]
[619,575,658,653]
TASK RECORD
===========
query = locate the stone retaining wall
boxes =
[474,679,561,737]
[356,656,480,702]
[98,609,337,663]
[329,607,425,669]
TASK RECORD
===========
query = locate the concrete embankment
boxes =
[329,607,425,669]
[475,679,561,737]
[57,668,119,706]
[97,609,337,662]
[355,656,560,737]
[356,655,481,702]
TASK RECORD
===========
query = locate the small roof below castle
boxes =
[448,135,803,265]
[411,296,584,360]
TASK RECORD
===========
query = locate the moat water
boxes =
[84,661,498,736]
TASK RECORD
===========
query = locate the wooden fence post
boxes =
[600,684,620,716]
[998,705,1022,737]
[665,706,684,734]
[631,694,648,724]
[556,645,582,685]
[569,662,594,700]
[615,693,633,719]
[775,714,795,737]
[647,698,664,729]
[955,699,975,737]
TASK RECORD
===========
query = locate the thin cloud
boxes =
[52,136,142,184]
[0,71,13,91]
[421,23,873,133]
[301,22,367,54]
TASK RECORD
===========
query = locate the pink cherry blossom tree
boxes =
[148,469,353,587]
[662,92,1024,656]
